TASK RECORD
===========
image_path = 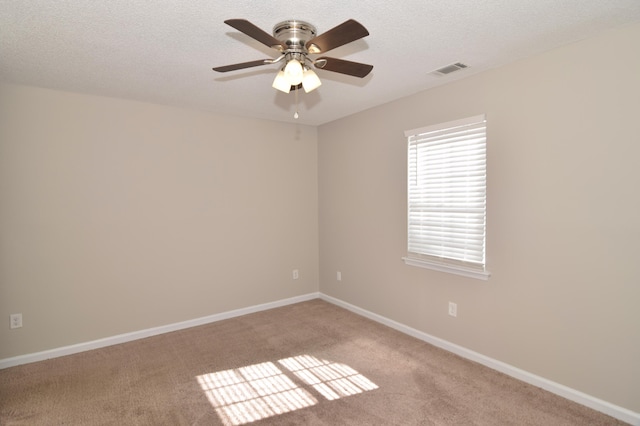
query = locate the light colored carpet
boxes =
[0,299,627,425]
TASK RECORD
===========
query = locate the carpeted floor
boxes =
[0,299,627,425]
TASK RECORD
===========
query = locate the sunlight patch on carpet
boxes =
[197,355,378,425]
[279,354,379,400]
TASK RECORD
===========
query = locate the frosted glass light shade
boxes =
[272,71,291,93]
[302,68,322,93]
[284,59,304,85]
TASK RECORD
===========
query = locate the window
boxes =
[403,115,489,280]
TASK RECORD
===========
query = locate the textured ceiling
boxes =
[2,0,640,125]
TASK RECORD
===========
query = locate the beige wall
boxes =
[0,85,319,358]
[318,23,640,412]
[1,22,639,415]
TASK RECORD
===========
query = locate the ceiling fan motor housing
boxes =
[273,20,317,54]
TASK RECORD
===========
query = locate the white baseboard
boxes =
[2,291,637,425]
[0,292,319,370]
[319,293,640,426]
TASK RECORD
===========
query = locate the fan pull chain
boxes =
[294,86,299,119]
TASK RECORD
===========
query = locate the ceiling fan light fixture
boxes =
[272,70,291,93]
[213,19,373,102]
[302,68,322,93]
[284,59,304,85]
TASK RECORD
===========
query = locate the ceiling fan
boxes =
[212,19,373,94]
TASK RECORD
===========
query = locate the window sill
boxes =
[402,257,490,281]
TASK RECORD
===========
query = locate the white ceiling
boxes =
[2,1,640,126]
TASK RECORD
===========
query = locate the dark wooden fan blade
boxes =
[212,59,269,72]
[305,19,369,54]
[224,19,286,51]
[314,57,373,78]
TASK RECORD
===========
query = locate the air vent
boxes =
[429,62,469,77]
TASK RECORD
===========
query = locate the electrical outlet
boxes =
[10,313,22,329]
[292,269,299,280]
[448,302,457,317]
[337,271,342,281]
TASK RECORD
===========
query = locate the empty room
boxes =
[1,1,639,425]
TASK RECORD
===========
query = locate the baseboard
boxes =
[319,293,640,426]
[0,292,320,370]
[2,291,637,425]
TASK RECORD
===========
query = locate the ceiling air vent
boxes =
[429,62,469,77]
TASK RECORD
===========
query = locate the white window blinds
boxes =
[404,115,488,278]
